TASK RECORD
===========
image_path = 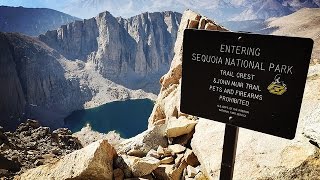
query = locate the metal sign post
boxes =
[220,124,239,180]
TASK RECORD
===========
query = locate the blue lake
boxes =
[64,99,154,138]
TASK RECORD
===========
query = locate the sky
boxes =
[0,0,235,20]
[1,0,319,22]
[0,0,64,8]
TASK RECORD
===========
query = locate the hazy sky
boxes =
[0,0,233,19]
[1,0,61,8]
[1,0,318,21]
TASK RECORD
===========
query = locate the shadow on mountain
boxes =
[0,32,91,130]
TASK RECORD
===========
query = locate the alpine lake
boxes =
[64,99,154,138]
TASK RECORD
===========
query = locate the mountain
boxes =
[0,6,80,36]
[39,11,181,93]
[230,0,292,21]
[0,32,90,130]
[221,19,266,33]
[265,8,320,60]
[0,11,180,130]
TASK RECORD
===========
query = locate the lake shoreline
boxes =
[64,99,155,138]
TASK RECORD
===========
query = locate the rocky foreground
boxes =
[13,115,202,180]
[0,120,82,178]
[1,9,320,180]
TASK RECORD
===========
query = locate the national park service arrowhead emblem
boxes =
[267,74,287,95]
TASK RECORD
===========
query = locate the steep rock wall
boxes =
[39,11,182,94]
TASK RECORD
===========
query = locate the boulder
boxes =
[184,148,200,167]
[188,20,199,29]
[191,119,317,179]
[118,124,167,156]
[127,149,146,157]
[153,164,171,180]
[172,130,194,145]
[187,165,199,178]
[19,140,115,180]
[160,156,174,164]
[146,149,160,159]
[170,160,188,180]
[198,17,207,29]
[114,155,138,178]
[114,168,125,180]
[166,117,197,138]
[194,172,207,180]
[204,23,218,30]
[153,161,187,180]
[115,155,161,178]
[131,157,161,177]
[175,154,184,165]
[168,144,186,154]
[301,66,320,146]
[157,145,165,156]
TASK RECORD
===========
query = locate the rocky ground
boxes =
[0,120,82,179]
[73,123,123,147]
[16,115,203,180]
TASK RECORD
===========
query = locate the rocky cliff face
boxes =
[0,6,80,36]
[0,33,25,129]
[0,32,90,130]
[39,11,181,93]
[0,31,156,130]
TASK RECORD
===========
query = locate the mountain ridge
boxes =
[222,7,320,61]
[0,6,80,36]
[39,10,181,93]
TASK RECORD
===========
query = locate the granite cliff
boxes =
[0,32,88,130]
[39,11,181,94]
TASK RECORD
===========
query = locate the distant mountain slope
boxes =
[0,6,80,36]
[266,8,320,60]
[223,8,320,60]
[230,0,319,21]
[221,19,266,33]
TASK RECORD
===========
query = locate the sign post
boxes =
[180,29,313,179]
[220,125,239,180]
